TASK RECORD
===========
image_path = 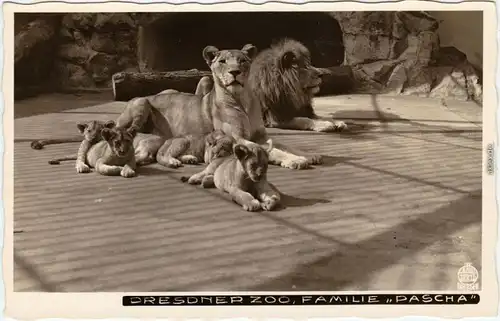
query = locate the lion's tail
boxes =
[31,137,83,150]
[48,156,78,165]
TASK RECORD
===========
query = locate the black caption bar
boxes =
[123,294,480,306]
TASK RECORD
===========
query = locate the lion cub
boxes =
[182,139,281,212]
[157,130,235,168]
[31,120,116,151]
[50,126,139,178]
[133,133,165,165]
[47,120,116,173]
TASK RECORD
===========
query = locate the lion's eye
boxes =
[219,59,226,64]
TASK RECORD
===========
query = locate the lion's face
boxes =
[101,126,137,158]
[280,44,324,98]
[298,60,323,97]
[77,120,116,144]
[247,39,326,121]
[234,139,273,182]
[203,44,258,95]
[204,130,235,163]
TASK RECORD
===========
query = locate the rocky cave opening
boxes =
[138,12,345,71]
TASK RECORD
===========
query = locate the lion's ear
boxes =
[233,144,249,161]
[241,44,258,60]
[264,138,273,154]
[77,123,87,134]
[281,51,297,69]
[203,46,220,65]
[127,126,138,138]
[104,120,116,129]
[101,128,114,142]
[205,132,216,146]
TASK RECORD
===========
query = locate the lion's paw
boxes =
[180,155,200,165]
[166,157,183,168]
[76,162,91,173]
[312,120,348,133]
[120,167,136,178]
[187,175,203,185]
[242,199,262,212]
[333,120,348,132]
[312,120,337,133]
[281,156,310,170]
[135,152,154,165]
[261,196,279,211]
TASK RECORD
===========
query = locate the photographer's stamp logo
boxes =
[457,262,479,291]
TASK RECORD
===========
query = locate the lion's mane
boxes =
[246,38,317,126]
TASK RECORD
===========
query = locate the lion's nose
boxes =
[229,70,241,77]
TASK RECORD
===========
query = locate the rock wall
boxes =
[332,11,482,103]
[14,14,62,98]
[54,13,139,89]
[14,12,482,103]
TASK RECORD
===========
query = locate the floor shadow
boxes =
[319,155,363,167]
[279,193,331,209]
[330,94,480,135]
[14,251,57,292]
[385,131,481,151]
[248,190,482,291]
[14,92,112,119]
[442,130,482,142]
[268,122,380,141]
[136,165,174,176]
[342,159,471,194]
[331,96,411,124]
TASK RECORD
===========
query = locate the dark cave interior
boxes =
[141,12,345,71]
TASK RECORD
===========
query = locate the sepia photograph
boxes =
[5,2,496,317]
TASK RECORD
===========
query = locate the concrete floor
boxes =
[13,92,482,292]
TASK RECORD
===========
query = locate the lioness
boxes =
[114,42,321,170]
[182,139,280,212]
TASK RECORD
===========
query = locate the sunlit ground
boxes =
[13,92,482,292]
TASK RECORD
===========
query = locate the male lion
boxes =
[248,38,348,134]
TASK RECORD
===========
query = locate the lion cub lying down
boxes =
[156,130,235,168]
[50,125,139,178]
[182,139,281,212]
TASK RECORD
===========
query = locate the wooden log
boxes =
[112,65,356,101]
[112,69,212,101]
